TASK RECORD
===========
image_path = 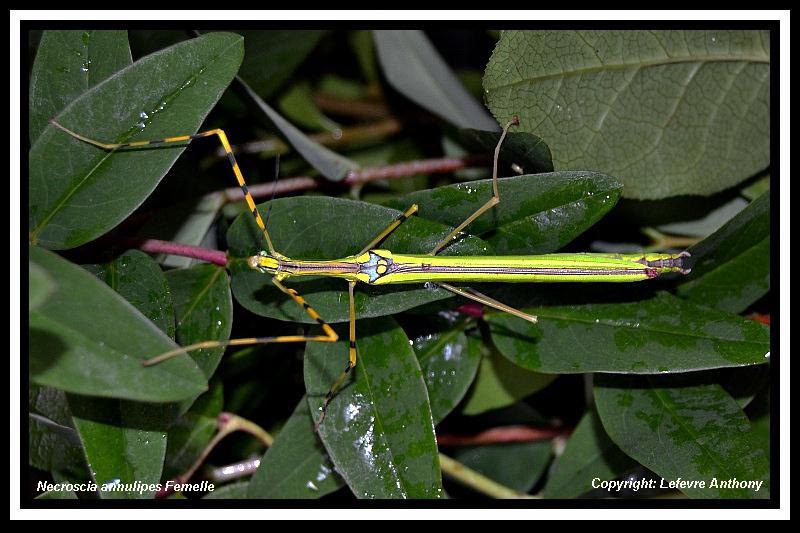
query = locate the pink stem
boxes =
[134,238,228,267]
[437,425,572,447]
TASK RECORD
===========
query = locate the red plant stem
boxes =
[222,154,491,202]
[437,425,572,447]
[132,238,228,267]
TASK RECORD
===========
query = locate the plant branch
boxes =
[222,154,491,203]
[438,453,537,499]
[156,412,273,498]
[131,238,228,267]
[437,425,572,447]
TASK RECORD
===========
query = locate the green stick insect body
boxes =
[50,116,690,426]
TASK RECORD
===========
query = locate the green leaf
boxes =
[543,408,638,499]
[484,30,770,199]
[239,78,358,181]
[248,397,344,499]
[278,82,341,134]
[487,292,770,373]
[227,196,490,324]
[451,441,552,494]
[460,129,554,175]
[30,261,56,310]
[163,382,223,480]
[29,32,244,249]
[386,172,622,254]
[235,30,326,99]
[305,317,443,499]
[678,192,770,313]
[373,30,498,131]
[84,250,176,339]
[29,384,88,481]
[461,347,556,416]
[413,328,482,424]
[29,30,132,143]
[29,246,207,402]
[68,396,171,499]
[165,264,233,380]
[656,197,748,238]
[594,375,770,499]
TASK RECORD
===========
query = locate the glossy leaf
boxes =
[29,32,244,249]
[386,172,622,254]
[461,347,556,416]
[595,375,770,499]
[30,30,132,143]
[413,328,482,424]
[248,397,344,499]
[68,397,171,499]
[543,408,638,499]
[165,264,233,379]
[485,30,770,199]
[452,441,552,494]
[29,246,207,402]
[656,197,748,238]
[278,82,341,134]
[239,78,358,181]
[373,30,498,131]
[227,196,490,324]
[678,192,770,313]
[305,318,443,499]
[29,384,87,482]
[235,30,326,99]
[487,292,770,374]
[460,129,554,175]
[84,249,176,339]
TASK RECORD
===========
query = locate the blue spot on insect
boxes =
[360,251,393,283]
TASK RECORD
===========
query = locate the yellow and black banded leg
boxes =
[49,119,284,259]
[143,277,338,366]
[358,204,419,255]
[428,116,519,256]
[314,281,359,430]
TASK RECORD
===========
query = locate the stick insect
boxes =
[50,116,690,427]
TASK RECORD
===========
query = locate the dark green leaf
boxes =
[235,30,326,99]
[487,292,770,373]
[165,264,233,379]
[29,385,87,481]
[386,172,622,254]
[29,32,244,249]
[452,441,552,494]
[485,30,770,199]
[413,328,482,424]
[29,30,132,143]
[374,30,498,131]
[305,317,443,499]
[84,249,176,339]
[678,192,770,313]
[543,408,637,499]
[460,129,554,175]
[461,347,556,416]
[239,78,358,181]
[68,396,171,499]
[248,397,344,499]
[227,197,490,324]
[29,246,207,402]
[595,374,770,499]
